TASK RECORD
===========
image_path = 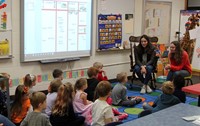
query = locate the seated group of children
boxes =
[0,62,187,126]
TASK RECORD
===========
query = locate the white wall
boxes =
[2,0,185,95]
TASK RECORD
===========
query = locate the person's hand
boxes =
[0,123,3,126]
[102,70,107,76]
[141,66,147,74]
[165,64,171,70]
[142,102,147,107]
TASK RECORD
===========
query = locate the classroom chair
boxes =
[184,74,193,86]
[129,36,159,90]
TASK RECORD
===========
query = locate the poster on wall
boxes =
[179,10,200,71]
[0,0,12,58]
[98,14,122,49]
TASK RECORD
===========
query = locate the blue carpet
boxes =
[113,83,198,123]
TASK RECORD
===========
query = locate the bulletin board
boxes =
[97,0,135,50]
[179,10,200,72]
[0,0,12,58]
[143,1,171,44]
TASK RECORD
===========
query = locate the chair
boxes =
[129,36,159,90]
[184,75,193,86]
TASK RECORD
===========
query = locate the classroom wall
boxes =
[1,0,185,95]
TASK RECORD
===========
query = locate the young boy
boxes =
[111,72,142,106]
[52,69,63,80]
[20,92,52,126]
[85,67,99,101]
[92,81,121,126]
[143,81,180,113]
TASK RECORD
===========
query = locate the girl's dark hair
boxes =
[137,34,154,54]
[24,74,36,87]
[11,85,28,119]
[173,75,185,89]
[170,41,183,65]
[74,78,87,92]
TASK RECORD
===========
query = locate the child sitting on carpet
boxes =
[111,72,142,107]
[85,67,99,101]
[173,75,186,103]
[20,92,51,126]
[50,83,85,126]
[93,62,108,81]
[92,81,122,126]
[73,78,93,125]
[142,81,180,113]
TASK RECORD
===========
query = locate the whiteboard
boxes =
[97,0,135,46]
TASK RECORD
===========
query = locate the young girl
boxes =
[93,62,108,81]
[111,72,142,107]
[0,73,10,117]
[45,78,62,117]
[24,74,37,95]
[73,78,93,125]
[10,85,31,126]
[50,83,85,126]
[92,81,122,126]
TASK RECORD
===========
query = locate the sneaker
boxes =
[135,98,142,104]
[146,85,152,93]
[140,85,146,94]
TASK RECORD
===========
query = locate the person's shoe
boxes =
[146,85,152,93]
[140,85,146,94]
[135,98,142,104]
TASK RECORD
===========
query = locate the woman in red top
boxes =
[165,41,192,81]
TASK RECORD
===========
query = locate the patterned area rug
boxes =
[113,83,198,123]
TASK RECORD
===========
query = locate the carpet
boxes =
[113,83,198,123]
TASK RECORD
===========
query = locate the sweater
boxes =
[169,51,191,74]
[20,112,52,126]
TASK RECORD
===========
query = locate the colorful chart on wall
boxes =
[0,0,12,58]
[98,14,122,49]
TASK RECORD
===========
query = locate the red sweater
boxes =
[169,51,192,74]
[97,71,108,81]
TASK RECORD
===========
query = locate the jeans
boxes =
[143,103,153,111]
[0,114,16,126]
[134,65,153,85]
[166,70,190,81]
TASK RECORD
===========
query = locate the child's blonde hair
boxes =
[93,62,103,69]
[74,78,87,92]
[116,72,127,83]
[30,92,46,110]
[162,81,175,95]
